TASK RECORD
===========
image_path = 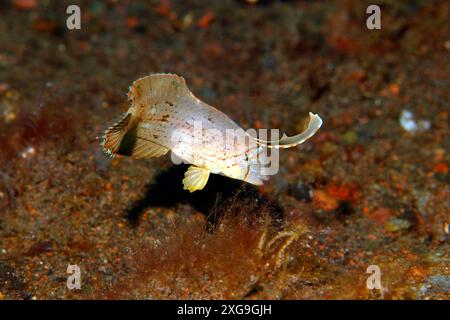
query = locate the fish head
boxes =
[219,144,270,186]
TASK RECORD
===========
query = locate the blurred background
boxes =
[0,0,448,299]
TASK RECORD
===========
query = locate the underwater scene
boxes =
[0,0,448,300]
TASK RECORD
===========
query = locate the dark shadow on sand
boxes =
[126,165,284,231]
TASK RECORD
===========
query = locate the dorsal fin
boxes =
[128,73,190,106]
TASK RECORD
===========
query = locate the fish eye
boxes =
[245,153,249,162]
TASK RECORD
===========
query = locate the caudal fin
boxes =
[102,113,131,155]
[102,113,169,159]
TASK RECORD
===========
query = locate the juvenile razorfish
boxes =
[102,73,323,192]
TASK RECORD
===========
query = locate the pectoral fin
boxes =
[183,166,210,192]
[254,112,323,149]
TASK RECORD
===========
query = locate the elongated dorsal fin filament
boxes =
[253,112,323,149]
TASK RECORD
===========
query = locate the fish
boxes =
[102,73,322,192]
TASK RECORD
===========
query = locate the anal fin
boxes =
[183,166,210,192]
[115,126,169,159]
[131,138,169,159]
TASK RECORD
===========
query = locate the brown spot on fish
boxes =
[160,114,170,122]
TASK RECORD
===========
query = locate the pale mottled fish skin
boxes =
[104,73,268,185]
[131,74,251,168]
[102,73,322,191]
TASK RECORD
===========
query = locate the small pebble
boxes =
[399,110,431,133]
[384,218,411,232]
[342,130,358,145]
[313,190,340,211]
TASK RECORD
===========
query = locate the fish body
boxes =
[102,73,322,192]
